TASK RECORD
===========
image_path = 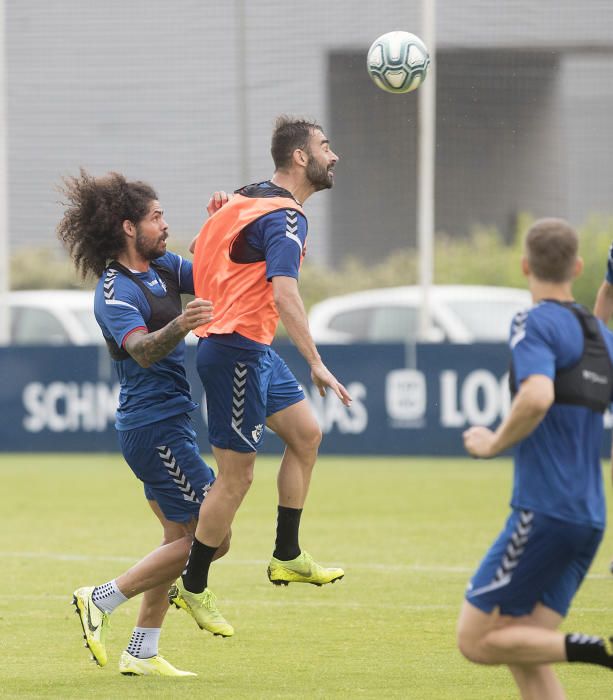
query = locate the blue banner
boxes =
[1,344,611,455]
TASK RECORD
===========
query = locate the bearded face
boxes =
[305,150,335,191]
[132,200,168,260]
[135,224,167,260]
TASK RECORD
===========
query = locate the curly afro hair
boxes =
[56,169,157,279]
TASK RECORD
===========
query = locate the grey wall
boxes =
[6,0,613,267]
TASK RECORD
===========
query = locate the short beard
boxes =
[305,157,333,191]
[135,226,164,261]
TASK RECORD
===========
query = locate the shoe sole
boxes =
[168,599,233,637]
[71,594,105,667]
[120,669,196,677]
[267,570,345,587]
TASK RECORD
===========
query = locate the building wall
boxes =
[6,0,613,267]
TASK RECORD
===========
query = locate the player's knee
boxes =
[297,422,322,453]
[220,462,254,497]
[237,465,255,491]
[457,628,489,665]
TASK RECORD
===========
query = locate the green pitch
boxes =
[1,454,611,699]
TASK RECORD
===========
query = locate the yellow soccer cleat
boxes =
[72,586,110,667]
[168,579,234,637]
[119,651,197,677]
[267,551,345,586]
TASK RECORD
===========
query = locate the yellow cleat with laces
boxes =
[168,579,234,637]
[267,551,344,586]
[72,586,110,667]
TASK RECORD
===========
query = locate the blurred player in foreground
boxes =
[57,171,231,676]
[592,244,613,573]
[168,116,350,630]
[459,218,613,699]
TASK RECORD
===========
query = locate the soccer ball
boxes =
[366,31,430,94]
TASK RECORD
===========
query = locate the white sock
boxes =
[91,579,128,614]
[126,627,161,659]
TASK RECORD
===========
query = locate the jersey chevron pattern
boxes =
[156,445,200,504]
[284,210,302,251]
[472,510,533,598]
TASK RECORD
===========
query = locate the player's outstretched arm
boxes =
[124,298,213,368]
[463,374,553,458]
[594,280,613,324]
[272,275,352,406]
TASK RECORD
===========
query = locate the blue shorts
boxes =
[466,509,603,617]
[196,337,305,452]
[117,413,215,523]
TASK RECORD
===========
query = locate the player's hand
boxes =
[463,426,497,459]
[310,361,352,406]
[179,298,214,331]
[206,191,231,217]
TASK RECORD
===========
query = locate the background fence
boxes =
[2,342,612,456]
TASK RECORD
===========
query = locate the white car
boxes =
[8,289,102,345]
[307,285,533,344]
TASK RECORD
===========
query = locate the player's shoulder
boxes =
[96,265,143,308]
[524,300,580,325]
[248,207,307,243]
[510,301,577,347]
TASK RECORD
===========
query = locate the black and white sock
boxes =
[91,579,128,614]
[126,627,161,659]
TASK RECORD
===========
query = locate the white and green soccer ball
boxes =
[366,31,430,94]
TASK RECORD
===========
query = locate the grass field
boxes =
[1,453,612,699]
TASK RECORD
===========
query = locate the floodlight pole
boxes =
[417,0,436,338]
[0,0,9,346]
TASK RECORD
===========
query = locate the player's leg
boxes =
[72,534,196,668]
[169,339,262,631]
[73,414,230,664]
[120,502,198,677]
[506,605,566,700]
[457,510,612,696]
[458,600,566,664]
[264,351,343,586]
[267,399,321,511]
[458,601,566,700]
[133,501,193,627]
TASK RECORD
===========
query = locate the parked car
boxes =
[8,290,102,345]
[307,285,533,344]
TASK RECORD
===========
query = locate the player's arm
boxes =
[463,374,553,458]
[124,298,213,368]
[189,191,230,253]
[593,280,613,324]
[272,275,351,406]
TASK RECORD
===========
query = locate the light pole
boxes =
[0,0,9,345]
[417,0,436,339]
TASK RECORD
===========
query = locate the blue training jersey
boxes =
[94,252,197,431]
[509,300,613,529]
